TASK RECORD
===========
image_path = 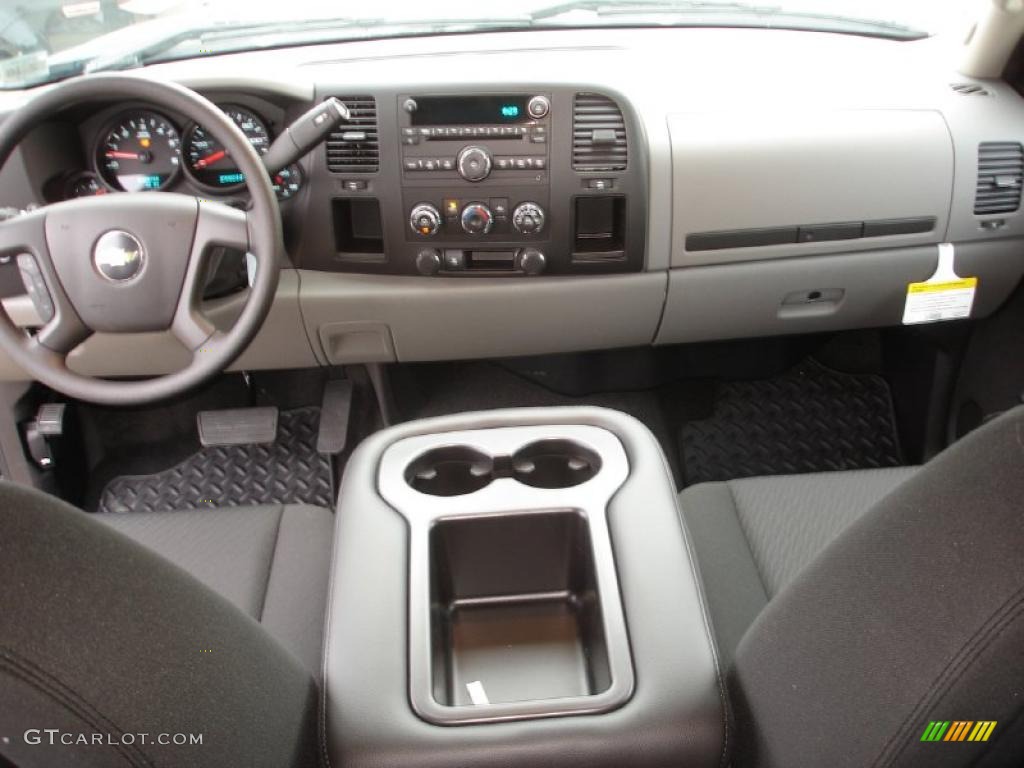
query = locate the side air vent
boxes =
[326,96,379,173]
[573,93,627,171]
[974,142,1023,215]
[951,82,991,96]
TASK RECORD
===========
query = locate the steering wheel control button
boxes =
[457,146,492,182]
[527,95,551,119]
[93,230,145,282]
[16,254,55,323]
[512,202,545,234]
[409,203,441,237]
[460,203,494,235]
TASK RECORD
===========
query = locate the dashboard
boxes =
[1,26,1024,378]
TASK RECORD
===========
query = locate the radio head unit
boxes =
[406,95,544,125]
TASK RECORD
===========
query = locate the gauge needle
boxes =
[105,151,140,160]
[195,149,227,169]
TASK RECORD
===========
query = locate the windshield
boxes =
[0,0,983,90]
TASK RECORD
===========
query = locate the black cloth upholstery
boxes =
[728,406,1024,767]
[0,482,323,768]
[95,504,334,679]
[679,466,916,666]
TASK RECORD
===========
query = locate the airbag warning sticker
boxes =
[902,244,977,325]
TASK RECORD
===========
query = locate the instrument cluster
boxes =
[68,103,303,202]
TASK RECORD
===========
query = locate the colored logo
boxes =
[921,721,997,743]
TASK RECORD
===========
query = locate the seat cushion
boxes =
[679,467,915,666]
[96,504,334,679]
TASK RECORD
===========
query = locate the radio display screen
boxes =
[410,95,531,125]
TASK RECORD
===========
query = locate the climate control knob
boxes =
[512,202,545,235]
[518,248,547,275]
[409,203,441,236]
[461,202,494,235]
[457,145,492,182]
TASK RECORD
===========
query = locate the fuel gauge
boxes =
[65,172,107,199]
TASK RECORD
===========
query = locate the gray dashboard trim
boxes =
[298,270,668,362]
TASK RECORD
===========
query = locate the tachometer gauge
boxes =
[97,110,181,192]
[271,164,303,201]
[184,106,271,189]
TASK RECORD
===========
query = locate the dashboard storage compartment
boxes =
[430,511,610,706]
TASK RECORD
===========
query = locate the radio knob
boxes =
[512,202,545,235]
[518,248,546,275]
[409,203,441,236]
[457,145,492,182]
[527,95,550,119]
[461,202,493,235]
[415,248,442,275]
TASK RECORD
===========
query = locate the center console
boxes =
[325,407,725,768]
[297,87,648,277]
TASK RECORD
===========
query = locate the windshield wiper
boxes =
[527,0,927,40]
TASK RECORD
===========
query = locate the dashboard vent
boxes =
[326,96,379,173]
[950,82,991,96]
[573,93,627,171]
[974,142,1023,215]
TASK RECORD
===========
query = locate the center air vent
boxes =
[573,93,627,171]
[974,141,1023,215]
[326,96,378,173]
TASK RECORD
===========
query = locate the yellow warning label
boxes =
[907,277,978,294]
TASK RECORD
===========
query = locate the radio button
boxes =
[457,146,492,182]
[527,95,550,119]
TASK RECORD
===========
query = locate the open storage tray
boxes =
[431,511,610,707]
[379,424,634,725]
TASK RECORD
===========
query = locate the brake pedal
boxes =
[197,406,278,447]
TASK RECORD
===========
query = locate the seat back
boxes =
[0,482,320,768]
[729,405,1024,767]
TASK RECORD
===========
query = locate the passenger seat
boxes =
[680,466,915,666]
[678,406,1024,767]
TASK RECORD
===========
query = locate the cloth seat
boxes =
[679,466,916,666]
[95,504,334,679]
[678,405,1024,768]
[0,484,331,767]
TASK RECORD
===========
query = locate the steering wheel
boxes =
[0,75,282,406]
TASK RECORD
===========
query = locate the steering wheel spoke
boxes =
[0,208,91,358]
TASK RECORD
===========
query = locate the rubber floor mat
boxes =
[97,407,332,514]
[679,359,903,486]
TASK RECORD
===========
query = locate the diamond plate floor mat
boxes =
[97,407,332,514]
[679,359,903,486]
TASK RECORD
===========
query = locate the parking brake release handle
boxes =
[262,97,350,174]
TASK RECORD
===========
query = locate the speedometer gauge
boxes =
[98,110,181,192]
[184,106,271,189]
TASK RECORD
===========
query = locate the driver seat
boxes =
[0,484,332,768]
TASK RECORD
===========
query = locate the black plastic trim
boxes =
[687,216,937,251]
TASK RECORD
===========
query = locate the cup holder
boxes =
[405,439,603,496]
[512,439,602,489]
[405,446,494,497]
